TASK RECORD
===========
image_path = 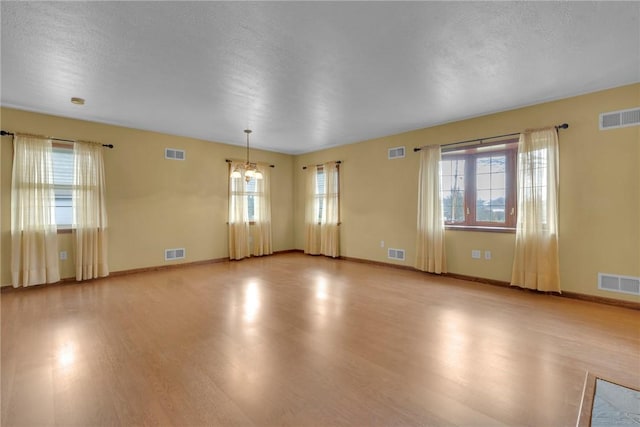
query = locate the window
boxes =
[440,140,517,230]
[315,168,326,223]
[312,166,338,224]
[228,164,272,259]
[304,161,340,257]
[230,176,263,223]
[52,143,74,228]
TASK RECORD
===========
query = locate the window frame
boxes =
[441,139,518,232]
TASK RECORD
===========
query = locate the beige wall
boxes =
[0,108,294,284]
[294,83,640,302]
[2,84,639,303]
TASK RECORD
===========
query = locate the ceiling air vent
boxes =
[599,107,640,130]
[165,248,186,261]
[388,248,405,261]
[165,148,186,160]
[388,146,405,159]
[598,273,640,296]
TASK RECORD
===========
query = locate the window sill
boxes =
[57,228,73,234]
[445,225,516,234]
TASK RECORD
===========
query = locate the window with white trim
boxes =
[440,139,518,230]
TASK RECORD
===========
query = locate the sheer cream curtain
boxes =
[304,162,340,258]
[416,145,447,274]
[511,128,560,292]
[304,166,321,254]
[73,141,109,281]
[228,161,250,260]
[251,165,272,256]
[320,162,340,257]
[11,134,60,287]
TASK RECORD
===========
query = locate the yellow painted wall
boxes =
[0,108,294,284]
[2,84,638,303]
[294,83,640,302]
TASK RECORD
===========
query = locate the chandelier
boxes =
[231,129,263,182]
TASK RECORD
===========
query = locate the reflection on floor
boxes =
[592,379,640,427]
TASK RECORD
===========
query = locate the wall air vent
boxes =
[599,107,640,130]
[388,248,405,261]
[165,148,186,160]
[165,248,186,261]
[388,146,406,159]
[598,273,640,296]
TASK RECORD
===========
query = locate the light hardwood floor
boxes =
[1,253,638,426]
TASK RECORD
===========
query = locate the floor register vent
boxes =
[598,273,640,296]
[165,248,186,261]
[599,107,640,130]
[388,248,405,261]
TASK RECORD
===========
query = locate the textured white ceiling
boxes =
[2,2,639,154]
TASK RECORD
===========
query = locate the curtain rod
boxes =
[413,123,569,152]
[0,130,114,148]
[225,159,275,168]
[302,160,342,170]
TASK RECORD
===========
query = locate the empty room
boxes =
[1,2,639,426]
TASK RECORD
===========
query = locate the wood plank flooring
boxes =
[2,253,639,426]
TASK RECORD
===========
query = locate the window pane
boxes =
[247,195,255,221]
[52,147,74,226]
[315,169,326,223]
[52,148,74,186]
[475,155,506,223]
[316,170,325,195]
[476,173,491,190]
[490,189,506,222]
[440,160,452,175]
[490,189,506,203]
[55,194,73,226]
[245,177,260,221]
[476,190,490,222]
[476,155,505,174]
[317,197,325,222]
[490,172,505,189]
[440,159,465,223]
[491,204,506,222]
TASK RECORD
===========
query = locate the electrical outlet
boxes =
[380,240,385,248]
[471,250,481,259]
[485,251,492,260]
[59,251,67,261]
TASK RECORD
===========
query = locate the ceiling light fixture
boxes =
[231,129,263,182]
[70,97,85,105]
